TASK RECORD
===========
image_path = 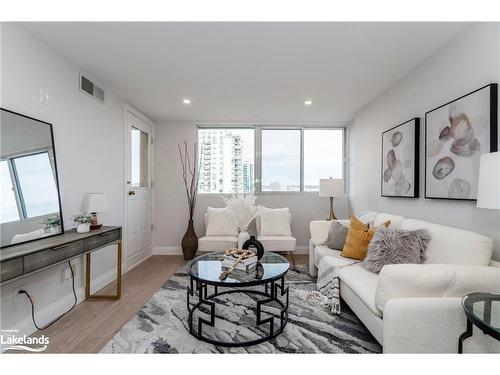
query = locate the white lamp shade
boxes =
[477,152,500,209]
[82,193,109,213]
[319,178,344,197]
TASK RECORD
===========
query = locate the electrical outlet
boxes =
[13,286,26,307]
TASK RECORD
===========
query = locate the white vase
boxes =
[48,226,59,234]
[238,230,251,249]
[77,223,90,233]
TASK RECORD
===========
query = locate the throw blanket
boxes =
[317,256,359,314]
[297,256,358,314]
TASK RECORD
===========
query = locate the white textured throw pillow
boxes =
[205,207,238,236]
[259,207,292,236]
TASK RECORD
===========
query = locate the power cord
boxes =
[18,260,78,331]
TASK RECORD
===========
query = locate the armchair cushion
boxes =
[375,263,500,313]
[205,207,238,236]
[258,207,292,236]
[257,235,296,252]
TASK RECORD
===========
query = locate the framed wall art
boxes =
[381,118,420,198]
[425,83,498,200]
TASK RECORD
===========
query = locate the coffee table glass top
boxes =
[462,293,500,338]
[186,251,290,286]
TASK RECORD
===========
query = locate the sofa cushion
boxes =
[373,213,405,228]
[205,207,238,236]
[356,211,378,226]
[258,235,296,252]
[401,219,493,266]
[375,263,500,313]
[338,263,381,317]
[198,236,237,252]
[313,245,354,268]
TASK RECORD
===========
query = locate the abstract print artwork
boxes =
[382,118,419,197]
[425,84,498,200]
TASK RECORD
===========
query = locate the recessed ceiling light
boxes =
[182,98,191,104]
[304,100,312,106]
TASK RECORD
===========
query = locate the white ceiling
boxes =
[21,22,469,123]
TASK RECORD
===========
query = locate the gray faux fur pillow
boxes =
[363,227,431,273]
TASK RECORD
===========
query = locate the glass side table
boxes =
[459,292,500,353]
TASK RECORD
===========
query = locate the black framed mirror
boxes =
[0,108,64,248]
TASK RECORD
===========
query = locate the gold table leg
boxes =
[85,241,122,300]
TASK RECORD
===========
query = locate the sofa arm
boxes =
[376,264,500,313]
[309,219,350,246]
[384,297,500,353]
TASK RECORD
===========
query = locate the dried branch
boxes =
[178,140,199,220]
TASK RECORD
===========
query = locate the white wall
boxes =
[349,23,500,260]
[153,120,350,253]
[0,23,135,335]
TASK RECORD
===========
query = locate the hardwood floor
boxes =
[22,253,308,353]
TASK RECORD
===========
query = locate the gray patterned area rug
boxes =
[100,265,381,353]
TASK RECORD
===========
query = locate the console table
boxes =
[0,226,122,300]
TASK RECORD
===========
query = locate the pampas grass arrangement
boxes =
[222,193,257,232]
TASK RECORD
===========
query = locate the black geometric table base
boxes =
[187,275,289,347]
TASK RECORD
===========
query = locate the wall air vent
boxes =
[79,74,105,103]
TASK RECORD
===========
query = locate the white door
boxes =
[125,110,153,267]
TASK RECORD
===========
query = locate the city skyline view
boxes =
[197,127,343,194]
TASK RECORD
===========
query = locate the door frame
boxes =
[123,104,155,272]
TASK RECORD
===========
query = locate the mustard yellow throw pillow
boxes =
[341,216,390,260]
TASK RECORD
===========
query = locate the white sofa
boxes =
[309,211,500,353]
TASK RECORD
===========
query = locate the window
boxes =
[197,128,254,194]
[304,129,344,191]
[197,126,345,194]
[0,160,20,223]
[1,151,60,223]
[13,152,59,218]
[131,127,149,187]
[261,129,301,192]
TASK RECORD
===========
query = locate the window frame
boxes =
[196,125,346,195]
[0,149,58,222]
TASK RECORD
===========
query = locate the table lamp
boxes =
[477,152,500,210]
[82,193,109,229]
[319,178,344,220]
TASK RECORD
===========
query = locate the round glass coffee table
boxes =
[186,251,290,347]
[459,292,500,353]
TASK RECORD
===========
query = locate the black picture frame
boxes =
[0,107,65,248]
[424,83,498,201]
[381,118,420,198]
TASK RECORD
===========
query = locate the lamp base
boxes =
[90,212,103,230]
[327,197,337,221]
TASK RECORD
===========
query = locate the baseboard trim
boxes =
[10,267,117,340]
[153,246,183,255]
[127,245,153,271]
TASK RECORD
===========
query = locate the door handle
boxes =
[128,190,136,196]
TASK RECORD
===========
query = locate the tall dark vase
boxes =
[181,219,198,260]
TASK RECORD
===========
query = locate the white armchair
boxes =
[255,208,296,267]
[198,209,238,252]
